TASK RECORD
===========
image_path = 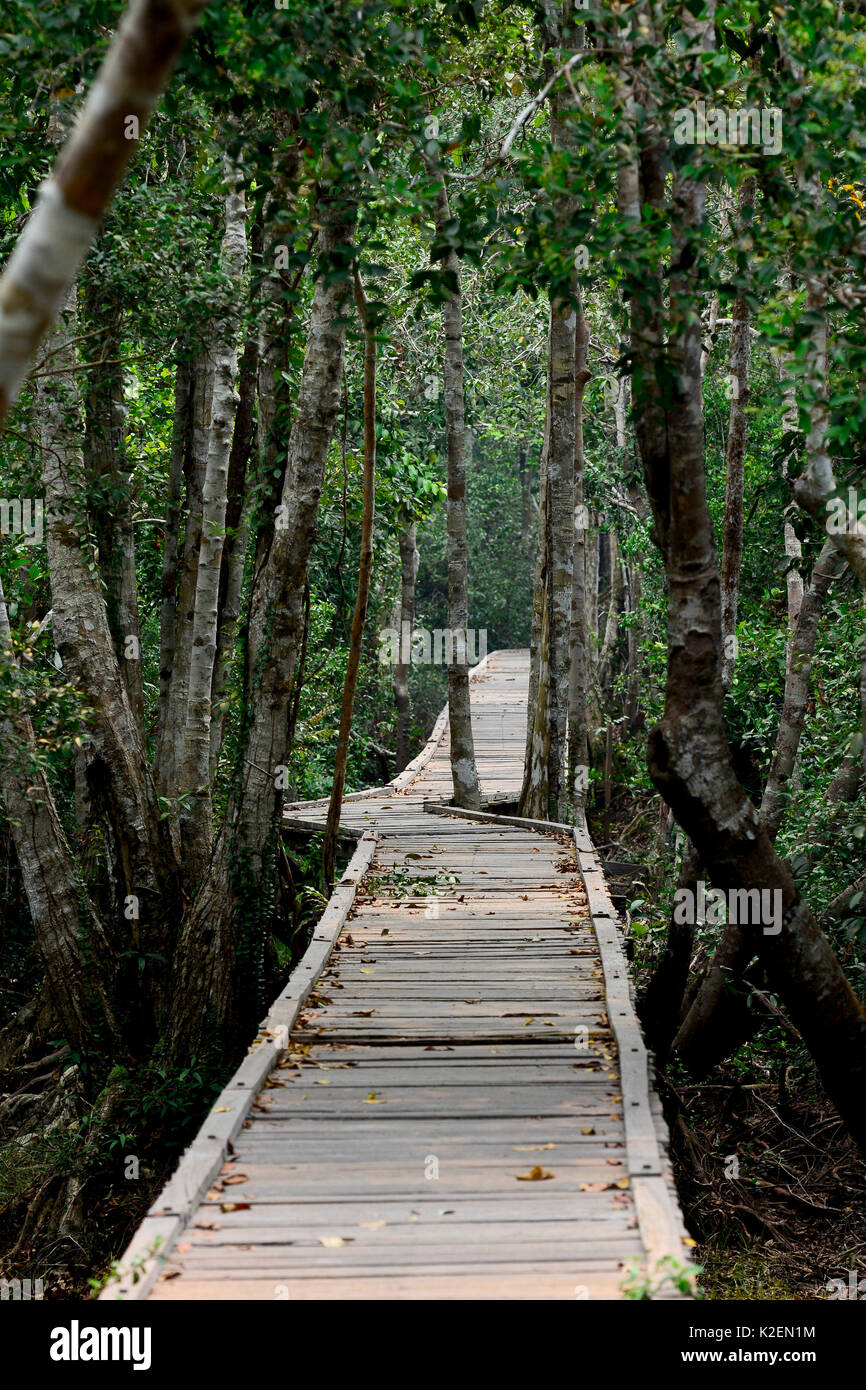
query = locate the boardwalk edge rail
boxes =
[423,789,692,1295]
[98,833,377,1301]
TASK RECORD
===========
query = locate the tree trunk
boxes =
[154,354,193,782]
[165,194,357,1062]
[434,180,481,810]
[83,270,145,736]
[0,0,207,425]
[321,271,377,891]
[210,329,258,775]
[719,179,755,690]
[546,292,576,820]
[180,172,247,882]
[0,579,120,1060]
[393,521,419,774]
[36,290,179,1043]
[568,289,590,803]
[628,9,866,1152]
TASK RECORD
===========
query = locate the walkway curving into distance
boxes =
[112,650,689,1301]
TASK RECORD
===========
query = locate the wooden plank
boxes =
[113,649,689,1303]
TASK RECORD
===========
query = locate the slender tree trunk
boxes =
[546,292,576,820]
[568,289,590,802]
[210,330,258,775]
[719,179,755,689]
[520,422,552,817]
[154,354,193,779]
[153,347,211,798]
[597,528,623,695]
[83,271,145,735]
[180,173,247,881]
[434,181,481,809]
[393,521,419,773]
[322,272,377,891]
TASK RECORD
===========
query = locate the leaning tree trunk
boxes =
[629,5,866,1153]
[321,271,377,891]
[0,0,207,426]
[393,521,419,774]
[434,180,481,810]
[674,538,839,1071]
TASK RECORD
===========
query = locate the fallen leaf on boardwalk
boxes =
[605,1158,623,1166]
[360,967,375,975]
[439,1209,455,1215]
[213,1107,231,1113]
[220,1202,250,1212]
[359,1220,386,1230]
[579,1182,610,1192]
[616,1177,630,1188]
[160,1271,181,1280]
[523,1017,535,1026]
[364,1092,385,1103]
[315,1079,331,1085]
[318,1236,354,1247]
[381,929,389,936]
[223,1174,248,1185]
[194,1222,220,1231]
[352,1010,375,1016]
[516,1166,554,1181]
[581,1127,595,1135]
[514,1143,555,1151]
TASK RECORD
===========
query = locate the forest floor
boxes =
[598,781,866,1302]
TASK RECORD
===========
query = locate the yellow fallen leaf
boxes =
[516,1166,554,1181]
[359,1220,386,1230]
[315,1079,331,1085]
[318,1236,353,1247]
[617,1177,630,1189]
[213,1107,231,1113]
[513,1143,555,1151]
[364,1092,385,1104]
[581,1127,595,1135]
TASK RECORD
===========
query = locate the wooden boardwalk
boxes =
[109,650,688,1301]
